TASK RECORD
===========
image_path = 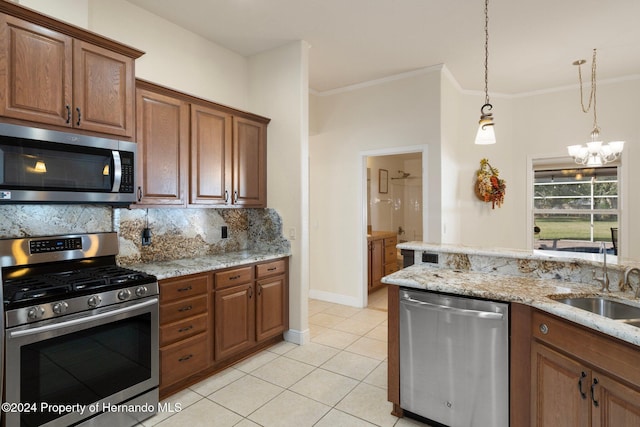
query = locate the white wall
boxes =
[309,69,441,306]
[247,41,310,344]
[88,0,249,108]
[19,0,88,27]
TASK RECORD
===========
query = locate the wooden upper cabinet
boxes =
[0,6,142,138]
[134,79,269,209]
[190,104,232,205]
[0,15,72,126]
[136,87,189,206]
[73,40,134,137]
[233,116,267,207]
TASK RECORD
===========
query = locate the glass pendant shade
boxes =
[475,119,496,145]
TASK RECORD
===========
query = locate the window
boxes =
[533,166,619,254]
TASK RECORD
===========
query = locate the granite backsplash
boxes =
[0,205,289,265]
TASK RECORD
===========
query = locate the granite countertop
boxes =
[124,250,291,281]
[383,263,640,348]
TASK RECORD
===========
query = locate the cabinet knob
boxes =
[539,323,549,334]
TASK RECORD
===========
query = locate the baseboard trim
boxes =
[308,289,363,308]
[284,328,310,345]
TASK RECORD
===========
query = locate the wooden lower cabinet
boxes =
[532,342,591,427]
[214,283,255,360]
[368,233,398,293]
[531,310,640,427]
[159,258,289,399]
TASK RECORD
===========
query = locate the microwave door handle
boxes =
[112,150,122,192]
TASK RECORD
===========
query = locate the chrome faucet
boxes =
[593,241,610,292]
[623,267,640,298]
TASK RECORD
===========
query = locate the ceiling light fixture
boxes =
[567,49,624,166]
[474,0,496,145]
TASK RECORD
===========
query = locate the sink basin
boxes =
[555,297,640,320]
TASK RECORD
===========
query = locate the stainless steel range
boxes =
[0,232,159,427]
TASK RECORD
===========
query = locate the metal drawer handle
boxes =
[267,267,277,271]
[578,371,587,399]
[65,105,71,124]
[178,354,193,362]
[76,107,81,126]
[539,323,549,334]
[178,305,193,312]
[177,285,193,292]
[591,378,599,407]
[229,275,241,280]
[178,325,193,333]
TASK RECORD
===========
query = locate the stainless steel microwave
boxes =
[0,123,136,204]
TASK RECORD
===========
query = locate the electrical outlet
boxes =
[142,228,152,246]
[221,226,228,239]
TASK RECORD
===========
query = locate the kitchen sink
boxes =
[554,297,640,321]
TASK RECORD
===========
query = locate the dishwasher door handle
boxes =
[402,296,504,319]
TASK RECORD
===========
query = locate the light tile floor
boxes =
[142,287,430,427]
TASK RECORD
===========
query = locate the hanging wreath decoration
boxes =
[475,158,506,209]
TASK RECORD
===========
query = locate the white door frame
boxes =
[359,144,427,308]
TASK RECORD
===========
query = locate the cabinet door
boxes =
[136,87,189,206]
[531,342,590,427]
[369,239,384,292]
[256,275,286,342]
[190,104,232,205]
[0,15,72,126]
[214,283,255,361]
[73,40,134,137]
[592,372,640,427]
[232,116,266,207]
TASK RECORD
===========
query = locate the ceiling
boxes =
[127,0,640,95]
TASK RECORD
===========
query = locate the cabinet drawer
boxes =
[160,274,209,302]
[532,310,640,386]
[384,236,398,247]
[256,259,286,278]
[215,266,253,289]
[384,245,397,261]
[160,313,208,347]
[160,333,208,388]
[160,294,208,325]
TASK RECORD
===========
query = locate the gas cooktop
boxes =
[0,232,158,327]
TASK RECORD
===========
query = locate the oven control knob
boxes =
[27,306,45,320]
[135,286,148,297]
[118,289,131,301]
[52,302,68,315]
[87,295,102,308]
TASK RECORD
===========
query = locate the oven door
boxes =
[4,297,159,427]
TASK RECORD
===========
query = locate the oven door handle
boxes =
[9,298,158,338]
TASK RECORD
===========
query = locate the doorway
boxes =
[365,151,423,309]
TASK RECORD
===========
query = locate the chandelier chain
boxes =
[577,49,598,135]
[483,0,489,105]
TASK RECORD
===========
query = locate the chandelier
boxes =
[474,0,496,145]
[567,49,624,166]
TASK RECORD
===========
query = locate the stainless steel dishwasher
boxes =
[399,288,509,427]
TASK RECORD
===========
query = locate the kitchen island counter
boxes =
[382,251,640,348]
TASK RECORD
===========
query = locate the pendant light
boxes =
[567,49,624,166]
[474,0,496,145]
